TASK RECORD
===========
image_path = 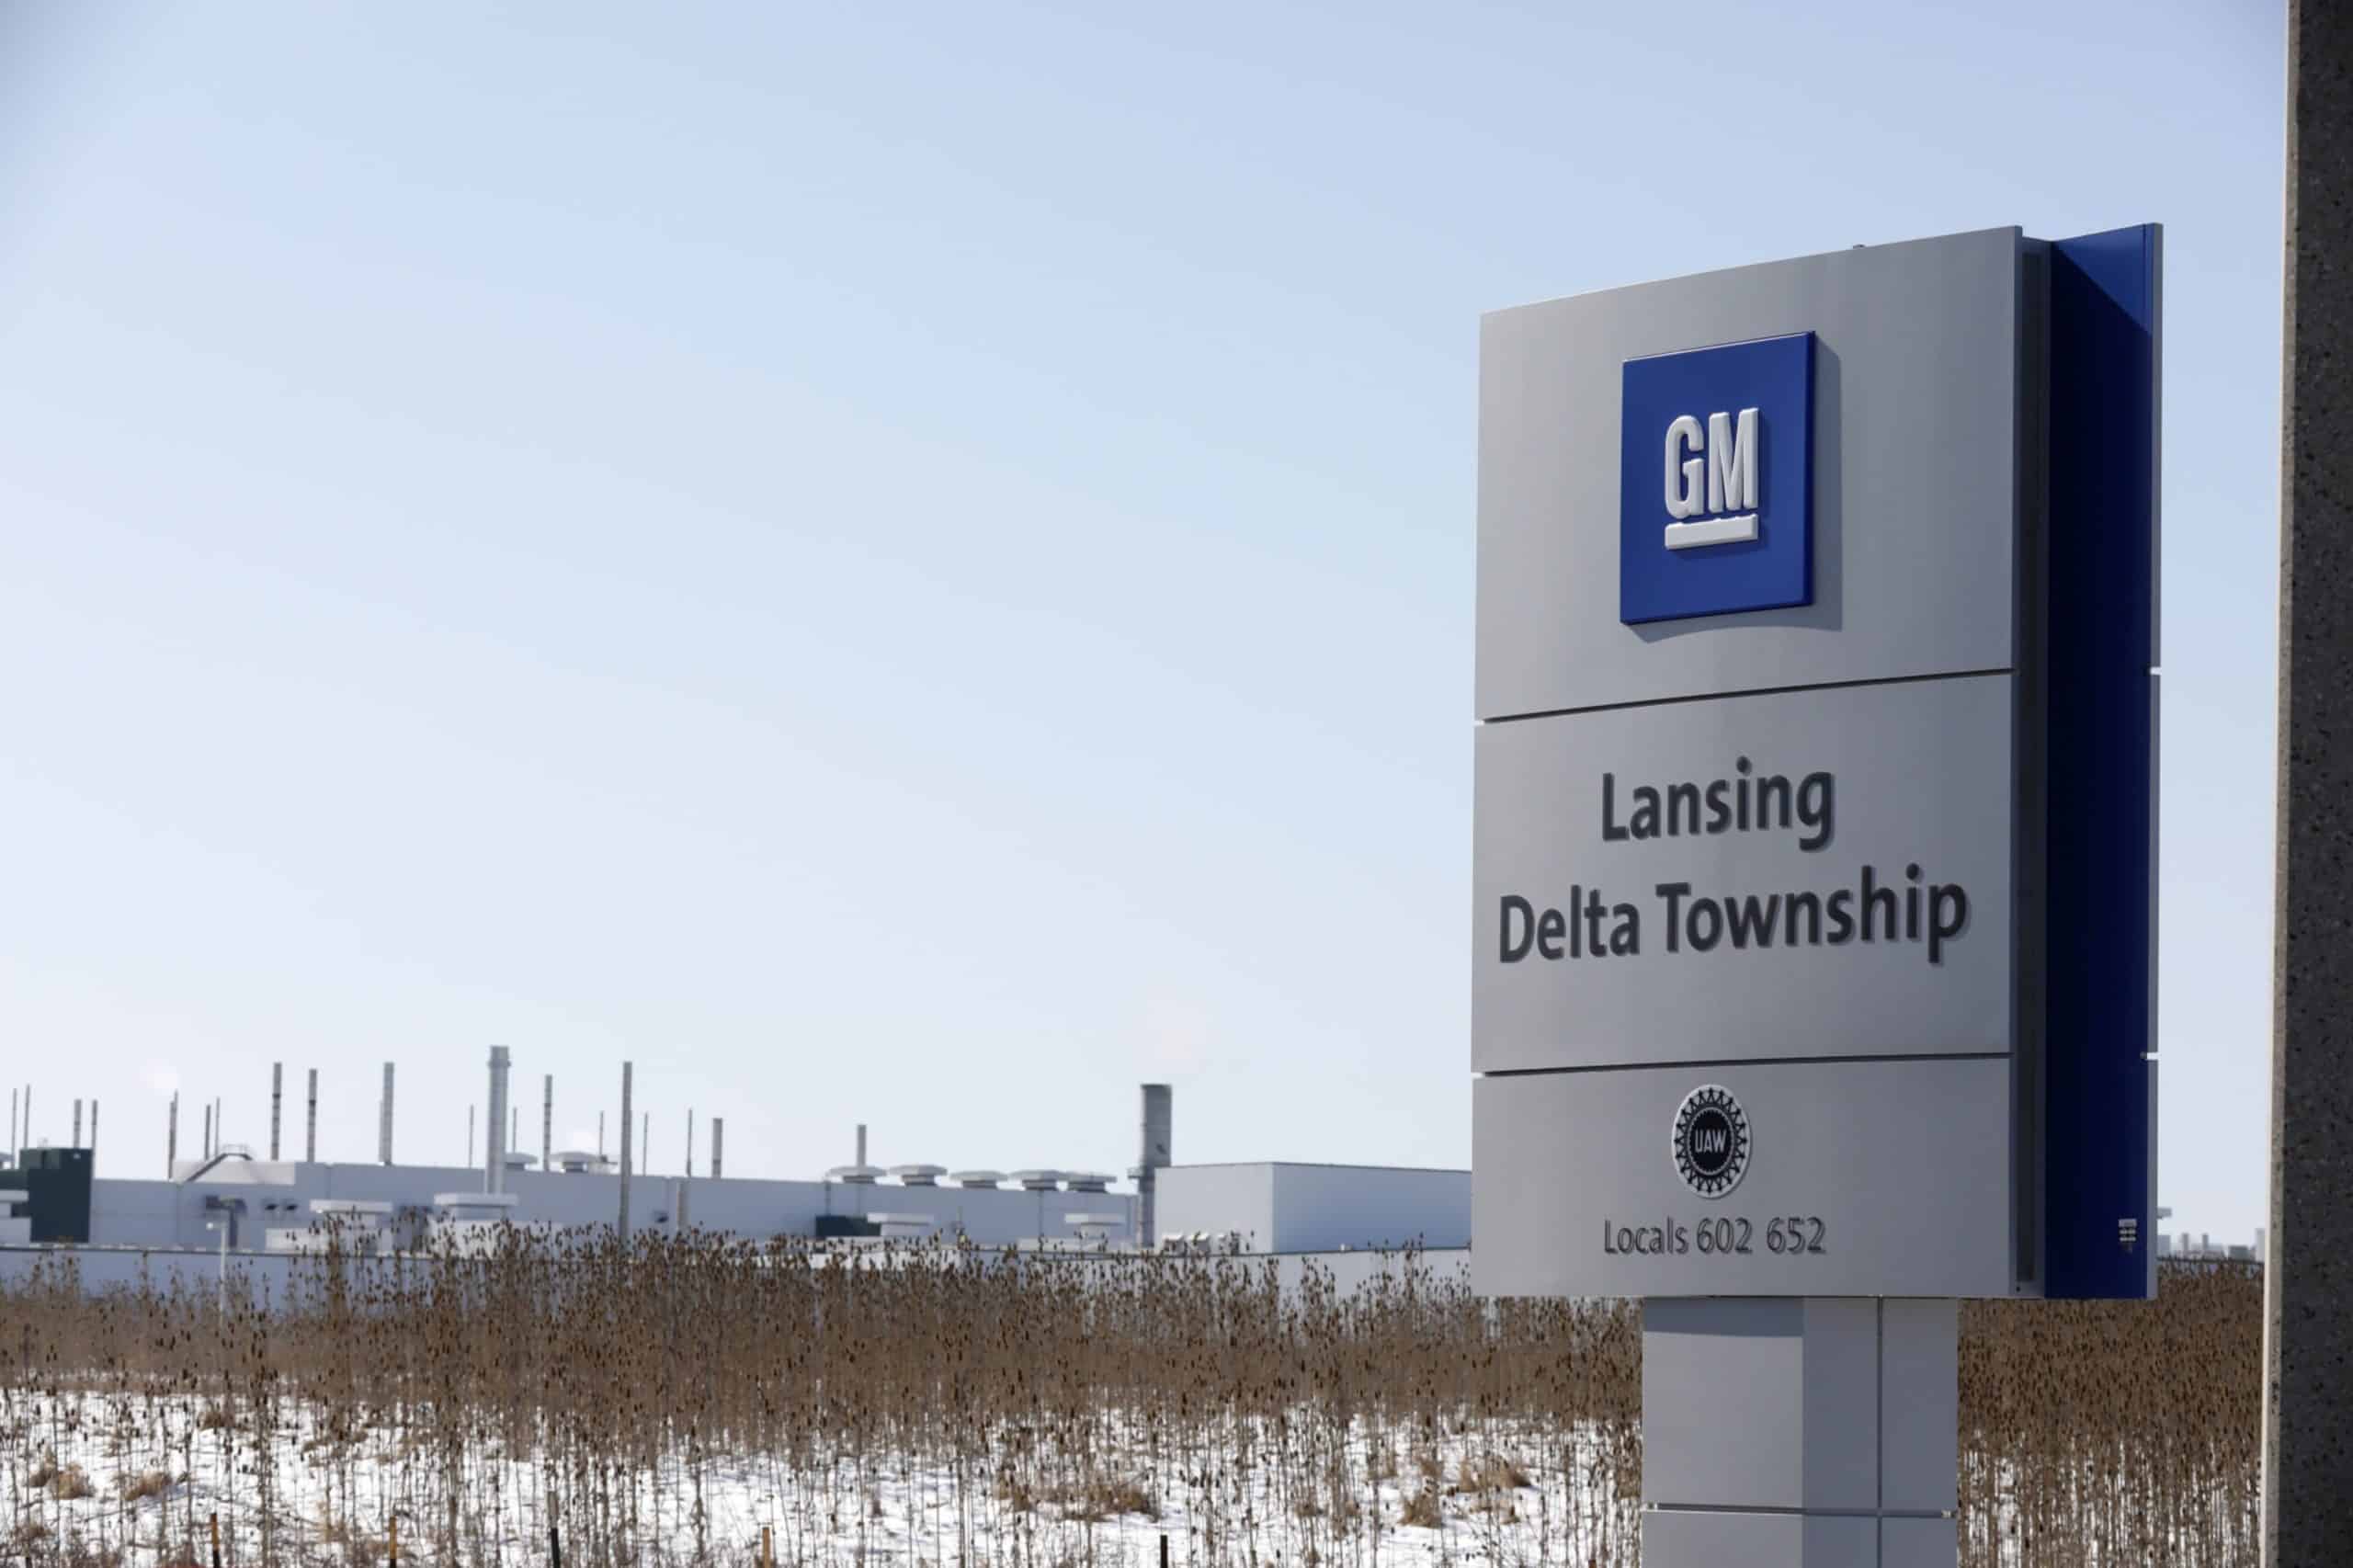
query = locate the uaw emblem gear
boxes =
[1672,1085,1751,1199]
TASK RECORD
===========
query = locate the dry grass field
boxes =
[0,1239,2257,1566]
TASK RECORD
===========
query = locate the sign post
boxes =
[1472,227,2159,1567]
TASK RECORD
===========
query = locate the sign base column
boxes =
[1641,1297,1958,1568]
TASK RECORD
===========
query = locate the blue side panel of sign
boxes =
[2042,224,2159,1301]
[1619,334,1814,624]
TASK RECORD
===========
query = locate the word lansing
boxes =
[1663,406,1759,550]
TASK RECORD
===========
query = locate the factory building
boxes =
[2,1063,1467,1269]
[1154,1162,1471,1254]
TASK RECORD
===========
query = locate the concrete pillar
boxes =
[2268,3,2353,1559]
[1642,1299,1957,1567]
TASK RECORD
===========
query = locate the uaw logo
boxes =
[1619,332,1815,625]
[1671,1085,1751,1199]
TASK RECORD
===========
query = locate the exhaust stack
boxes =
[485,1046,511,1195]
[618,1062,634,1237]
[1135,1084,1173,1247]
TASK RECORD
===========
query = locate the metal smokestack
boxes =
[88,1099,97,1158]
[379,1063,394,1165]
[618,1062,633,1237]
[541,1074,553,1174]
[1136,1083,1173,1247]
[73,1098,82,1148]
[485,1046,511,1195]
[202,1102,211,1160]
[306,1070,318,1164]
[856,1122,867,1167]
[711,1117,724,1180]
[270,1063,283,1161]
[166,1093,177,1175]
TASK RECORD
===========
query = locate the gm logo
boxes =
[1620,332,1814,624]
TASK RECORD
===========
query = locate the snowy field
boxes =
[5,1391,1638,1567]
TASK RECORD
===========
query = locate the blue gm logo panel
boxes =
[1619,333,1814,625]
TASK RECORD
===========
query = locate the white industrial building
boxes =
[1154,1162,1471,1254]
[82,1155,1142,1254]
[4,1065,1473,1279]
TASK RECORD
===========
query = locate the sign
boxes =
[1472,225,2159,1301]
[1620,333,1813,623]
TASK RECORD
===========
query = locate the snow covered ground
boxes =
[4,1391,1640,1566]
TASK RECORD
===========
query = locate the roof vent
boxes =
[826,1165,884,1185]
[1012,1169,1064,1191]
[890,1164,946,1187]
[951,1170,1005,1188]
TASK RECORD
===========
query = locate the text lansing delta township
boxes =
[1496,759,1972,967]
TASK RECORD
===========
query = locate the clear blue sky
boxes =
[0,3,2283,1240]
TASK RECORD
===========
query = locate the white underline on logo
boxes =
[1663,513,1758,551]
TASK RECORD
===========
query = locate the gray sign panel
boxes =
[1476,226,2022,721]
[1472,1058,2014,1299]
[1474,673,2014,1073]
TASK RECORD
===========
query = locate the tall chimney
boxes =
[1137,1084,1173,1247]
[73,1098,82,1148]
[485,1046,511,1195]
[88,1099,97,1158]
[167,1093,178,1176]
[8,1086,15,1162]
[305,1070,318,1163]
[618,1062,634,1238]
[687,1108,695,1178]
[379,1063,394,1165]
[270,1063,283,1161]
[202,1102,212,1161]
[542,1074,552,1174]
[711,1117,724,1180]
[856,1122,868,1167]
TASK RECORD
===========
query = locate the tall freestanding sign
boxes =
[1472,227,2158,1567]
